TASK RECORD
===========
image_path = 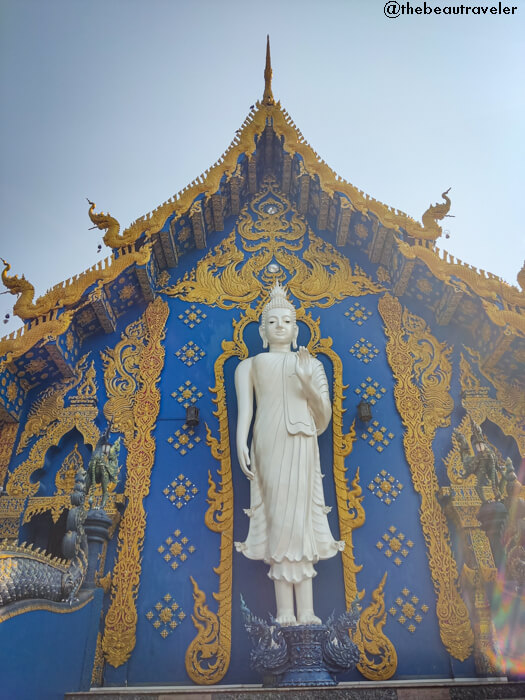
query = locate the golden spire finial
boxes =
[263,35,274,106]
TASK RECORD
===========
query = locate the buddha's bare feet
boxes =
[275,613,297,626]
[297,611,321,625]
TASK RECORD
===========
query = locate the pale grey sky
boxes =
[1,0,524,331]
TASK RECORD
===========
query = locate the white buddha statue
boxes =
[234,283,344,626]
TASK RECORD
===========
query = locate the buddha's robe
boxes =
[235,352,344,583]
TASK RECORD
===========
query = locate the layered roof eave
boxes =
[1,75,524,369]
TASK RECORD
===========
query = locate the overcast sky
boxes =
[1,0,523,332]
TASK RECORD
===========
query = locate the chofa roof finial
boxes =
[263,35,274,106]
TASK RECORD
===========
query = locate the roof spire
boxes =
[263,35,274,106]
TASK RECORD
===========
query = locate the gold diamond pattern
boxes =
[171,379,203,407]
[349,338,380,364]
[167,423,201,456]
[178,304,207,328]
[175,340,206,367]
[388,588,429,634]
[344,303,373,326]
[360,420,395,452]
[163,474,198,509]
[145,595,185,638]
[376,525,414,566]
[367,469,404,505]
[354,377,387,405]
[157,529,196,571]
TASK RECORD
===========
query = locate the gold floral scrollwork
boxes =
[16,356,89,454]
[6,356,99,499]
[378,292,473,661]
[185,577,227,685]
[185,311,254,684]
[102,297,169,667]
[100,316,146,445]
[90,632,105,687]
[284,237,383,308]
[164,230,263,310]
[23,444,84,524]
[354,573,398,680]
[163,177,382,313]
[0,422,18,487]
[460,351,525,455]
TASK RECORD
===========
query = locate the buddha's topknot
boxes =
[261,283,296,328]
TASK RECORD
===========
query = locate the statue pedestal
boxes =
[241,597,359,688]
[84,509,112,589]
[276,625,336,687]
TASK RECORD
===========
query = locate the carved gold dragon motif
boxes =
[1,259,38,320]
[421,188,452,236]
[88,200,139,249]
[0,246,152,323]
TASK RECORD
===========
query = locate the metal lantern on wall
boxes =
[357,399,372,423]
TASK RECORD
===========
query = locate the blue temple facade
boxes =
[0,44,524,700]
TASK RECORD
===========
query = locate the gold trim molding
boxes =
[0,591,94,623]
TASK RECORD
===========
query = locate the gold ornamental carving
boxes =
[6,356,99,499]
[459,351,525,455]
[100,316,147,446]
[120,95,448,246]
[102,297,169,668]
[395,239,525,336]
[0,422,18,487]
[164,177,382,312]
[88,200,128,249]
[186,577,228,684]
[23,444,83,524]
[378,293,474,661]
[22,443,123,525]
[16,359,92,455]
[353,573,398,680]
[0,248,151,323]
[421,188,452,232]
[0,312,76,366]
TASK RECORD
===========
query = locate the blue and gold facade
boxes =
[0,43,524,699]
